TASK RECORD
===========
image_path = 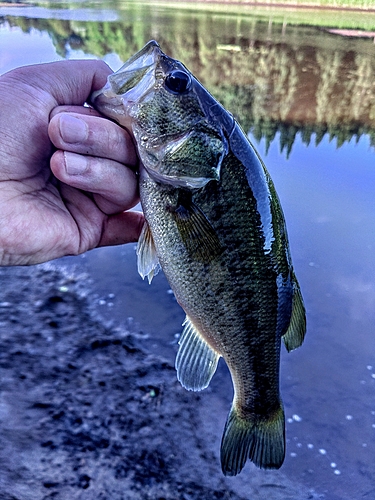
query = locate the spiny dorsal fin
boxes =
[136,221,161,284]
[283,279,306,352]
[172,197,222,263]
[175,316,220,391]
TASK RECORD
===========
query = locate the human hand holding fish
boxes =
[0,60,143,266]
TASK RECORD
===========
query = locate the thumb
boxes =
[44,59,112,106]
[2,59,112,109]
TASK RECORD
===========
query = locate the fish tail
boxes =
[220,403,285,476]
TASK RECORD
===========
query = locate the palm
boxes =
[1,160,96,265]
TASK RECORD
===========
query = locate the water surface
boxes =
[1,2,374,499]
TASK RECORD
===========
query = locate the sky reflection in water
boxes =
[0,6,374,499]
[258,131,375,495]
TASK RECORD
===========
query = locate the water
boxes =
[1,2,375,499]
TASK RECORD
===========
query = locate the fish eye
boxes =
[164,70,192,94]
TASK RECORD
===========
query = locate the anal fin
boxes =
[175,316,220,391]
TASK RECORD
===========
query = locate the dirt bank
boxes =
[0,264,321,499]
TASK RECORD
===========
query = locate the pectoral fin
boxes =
[136,221,161,284]
[175,316,220,391]
[282,279,306,352]
[172,196,222,263]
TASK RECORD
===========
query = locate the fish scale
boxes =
[91,40,306,476]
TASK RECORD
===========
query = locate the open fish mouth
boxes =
[90,40,161,125]
[105,40,161,101]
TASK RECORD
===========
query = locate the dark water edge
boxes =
[0,264,324,500]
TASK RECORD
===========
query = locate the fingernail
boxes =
[64,152,88,176]
[59,114,88,144]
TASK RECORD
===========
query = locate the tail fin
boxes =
[220,404,285,476]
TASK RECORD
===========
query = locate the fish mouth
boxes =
[90,40,161,125]
[117,40,161,76]
[107,40,161,97]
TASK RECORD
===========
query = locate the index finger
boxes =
[49,108,138,167]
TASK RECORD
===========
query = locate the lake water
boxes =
[1,2,375,499]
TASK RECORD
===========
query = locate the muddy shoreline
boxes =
[0,264,322,499]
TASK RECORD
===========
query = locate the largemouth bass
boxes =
[91,40,306,476]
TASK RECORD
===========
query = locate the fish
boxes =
[90,40,306,476]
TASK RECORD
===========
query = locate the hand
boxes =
[0,60,143,266]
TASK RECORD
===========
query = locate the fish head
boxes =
[91,40,230,189]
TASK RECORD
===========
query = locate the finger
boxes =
[99,211,145,247]
[1,61,113,181]
[50,150,139,214]
[58,184,144,254]
[48,112,137,167]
